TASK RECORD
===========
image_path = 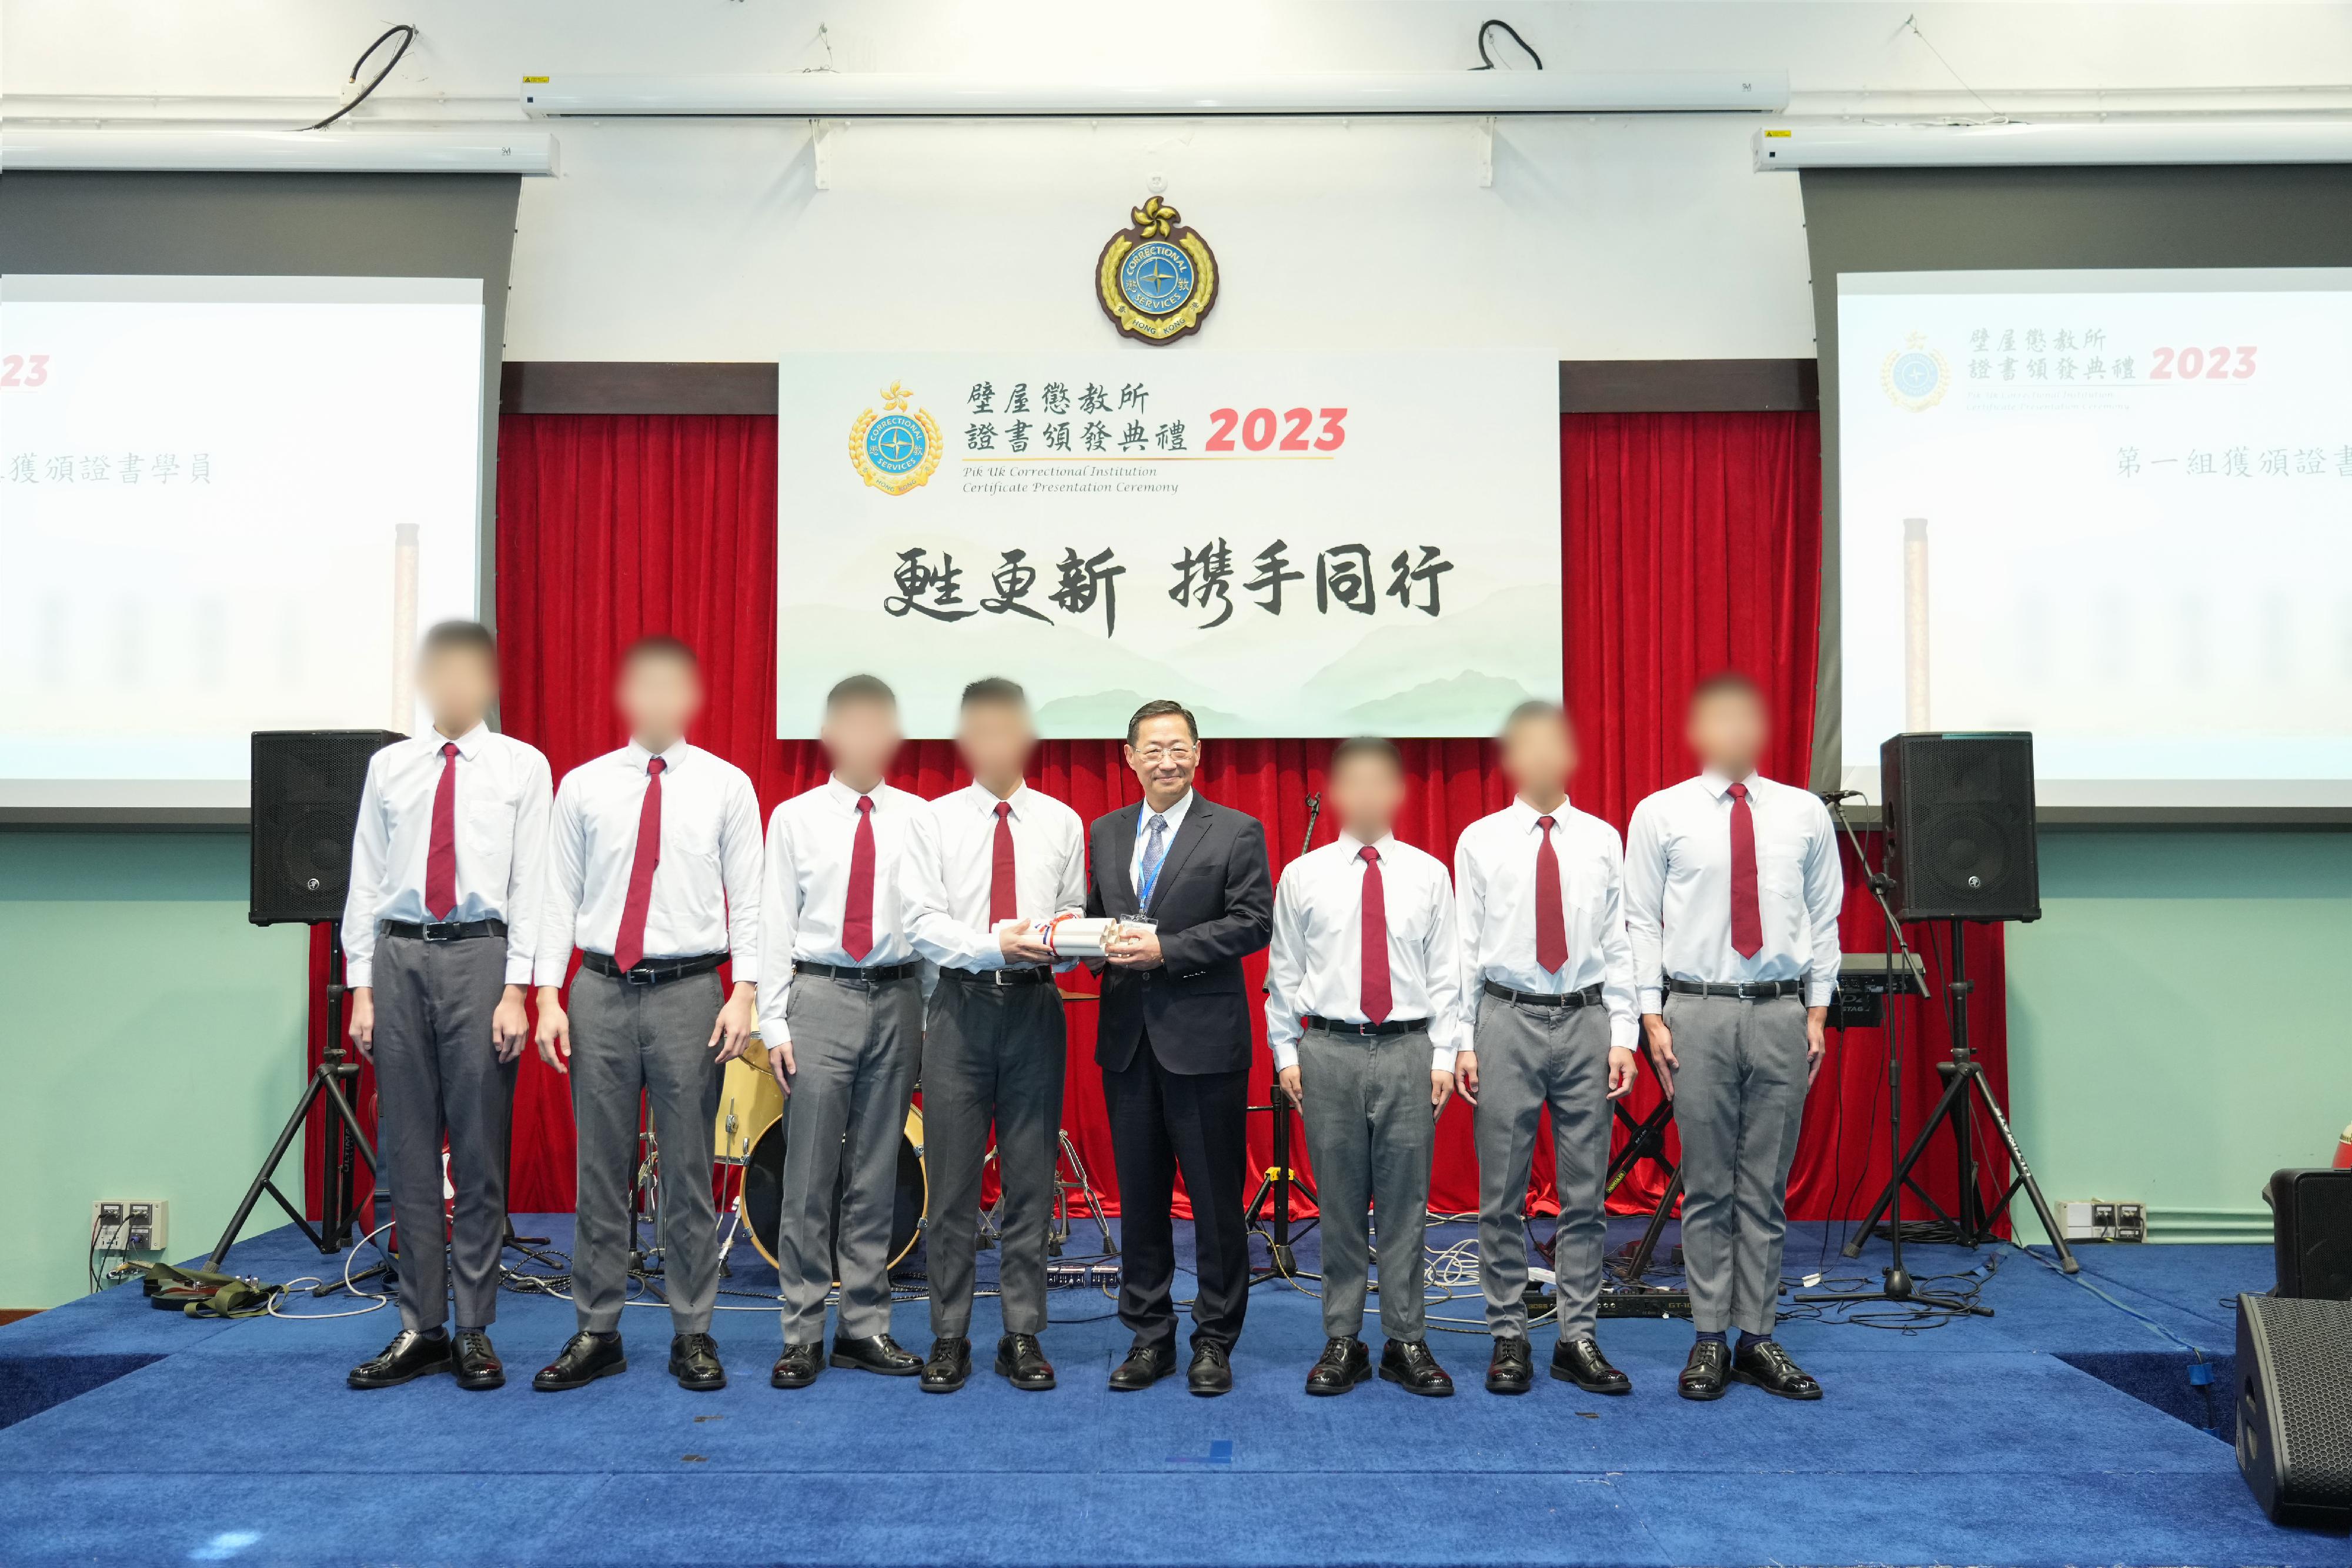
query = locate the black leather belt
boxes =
[382,918,507,942]
[1669,978,1803,1001]
[1484,981,1602,1008]
[580,951,726,986]
[794,959,923,985]
[1302,1015,1430,1037]
[941,965,1054,988]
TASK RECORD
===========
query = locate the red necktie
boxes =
[613,755,665,973]
[1727,781,1763,958]
[1358,845,1392,1024]
[989,800,1018,925]
[424,742,459,921]
[1533,815,1569,974]
[843,795,876,961]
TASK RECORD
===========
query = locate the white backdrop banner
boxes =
[774,352,1560,739]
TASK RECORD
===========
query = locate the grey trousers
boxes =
[1668,992,1810,1335]
[1473,993,1613,1340]
[921,976,1067,1338]
[370,932,516,1334]
[1298,1027,1436,1342]
[568,968,725,1336]
[776,972,924,1343]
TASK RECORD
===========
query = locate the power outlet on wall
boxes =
[91,1199,169,1253]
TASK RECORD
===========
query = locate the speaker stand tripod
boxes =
[1843,915,2077,1274]
[209,931,386,1296]
[1247,1089,1319,1281]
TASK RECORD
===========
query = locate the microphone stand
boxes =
[1792,793,1986,1318]
[1248,791,1322,1280]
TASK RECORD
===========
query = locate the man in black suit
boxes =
[1088,698,1274,1396]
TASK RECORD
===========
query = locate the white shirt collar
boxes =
[1699,768,1760,801]
[826,774,886,809]
[1508,794,1573,829]
[431,720,492,761]
[972,781,1027,818]
[1140,789,1193,829]
[626,737,690,773]
[1335,829,1398,861]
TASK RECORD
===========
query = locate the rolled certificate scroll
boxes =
[1038,914,1142,959]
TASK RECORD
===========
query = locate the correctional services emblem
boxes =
[847,380,944,496]
[1882,333,1949,412]
[1095,195,1218,345]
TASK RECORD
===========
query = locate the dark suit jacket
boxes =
[1084,794,1274,1076]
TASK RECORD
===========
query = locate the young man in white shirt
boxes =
[1454,701,1641,1398]
[900,678,1086,1394]
[344,621,552,1393]
[1266,737,1461,1398]
[530,636,763,1395]
[1625,672,1843,1403]
[759,675,928,1388]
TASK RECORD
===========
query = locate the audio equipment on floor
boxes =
[248,729,404,925]
[1879,731,2040,925]
[2266,1168,2352,1301]
[2233,1292,2352,1528]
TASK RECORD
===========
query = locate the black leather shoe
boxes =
[1679,1339,1730,1402]
[1551,1335,1632,1396]
[1732,1339,1823,1401]
[349,1328,453,1389]
[1304,1336,1371,1396]
[1187,1342,1234,1397]
[1485,1335,1534,1396]
[453,1330,505,1391]
[532,1331,626,1392]
[770,1342,823,1389]
[921,1336,970,1393]
[1108,1342,1177,1392]
[669,1333,726,1392]
[1379,1338,1455,1398]
[994,1333,1055,1391]
[830,1332,922,1376]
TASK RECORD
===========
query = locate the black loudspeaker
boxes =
[2234,1293,2352,1528]
[249,730,404,925]
[2269,1168,2352,1301]
[1879,732,2040,924]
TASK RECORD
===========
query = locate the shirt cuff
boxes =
[1638,987,1664,1015]
[1430,1043,1453,1074]
[1610,1018,1640,1055]
[346,960,373,989]
[504,954,535,987]
[1270,1038,1299,1072]
[1806,979,1839,1008]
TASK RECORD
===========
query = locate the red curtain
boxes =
[312,407,2007,1229]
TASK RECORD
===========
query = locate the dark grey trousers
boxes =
[1297,1027,1435,1342]
[1472,994,1613,1339]
[776,972,924,1344]
[370,932,516,1333]
[568,968,724,1336]
[1668,992,1810,1335]
[921,976,1068,1339]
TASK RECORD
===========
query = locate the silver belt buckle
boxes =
[422,921,457,943]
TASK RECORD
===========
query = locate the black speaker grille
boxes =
[1881,733,2041,923]
[2240,1295,2352,1513]
[249,730,404,925]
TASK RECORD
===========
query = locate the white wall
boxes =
[8,2,2351,362]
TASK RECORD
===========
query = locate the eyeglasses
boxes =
[1132,743,1196,763]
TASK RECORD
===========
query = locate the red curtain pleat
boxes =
[306,407,2007,1231]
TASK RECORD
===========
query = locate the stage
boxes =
[0,1217,2332,1568]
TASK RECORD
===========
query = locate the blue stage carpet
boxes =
[0,1216,2337,1568]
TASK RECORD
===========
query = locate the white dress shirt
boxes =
[536,740,764,980]
[1264,832,1463,1072]
[757,777,927,1043]
[1623,770,1844,1014]
[341,723,553,989]
[1127,788,1195,907]
[901,782,1088,973]
[1452,797,1639,1054]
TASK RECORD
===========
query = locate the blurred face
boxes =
[1329,752,1405,841]
[957,697,1035,789]
[417,646,496,735]
[1687,688,1768,777]
[823,696,902,784]
[1501,711,1575,801]
[617,651,702,747]
[1124,713,1198,806]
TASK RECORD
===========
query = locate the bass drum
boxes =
[740,1103,927,1282]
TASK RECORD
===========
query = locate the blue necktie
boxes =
[1136,813,1170,911]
